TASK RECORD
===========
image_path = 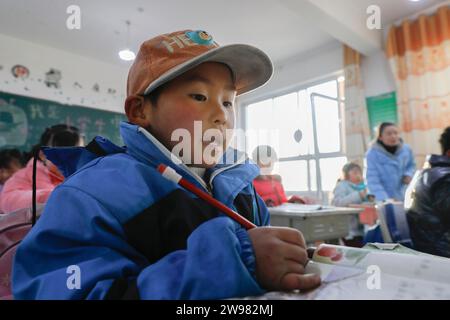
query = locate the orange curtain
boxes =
[343,44,370,166]
[386,5,450,166]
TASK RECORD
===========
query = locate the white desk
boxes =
[268,204,363,243]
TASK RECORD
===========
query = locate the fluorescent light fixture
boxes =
[119,49,136,61]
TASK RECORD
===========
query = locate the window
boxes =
[245,77,346,197]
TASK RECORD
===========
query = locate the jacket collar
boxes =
[427,154,450,168]
[371,139,405,158]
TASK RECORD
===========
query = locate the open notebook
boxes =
[241,243,450,300]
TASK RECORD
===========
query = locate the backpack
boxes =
[0,205,44,299]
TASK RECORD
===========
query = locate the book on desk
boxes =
[242,243,450,300]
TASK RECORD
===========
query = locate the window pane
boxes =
[319,157,348,191]
[313,96,341,153]
[307,79,337,98]
[245,99,276,158]
[277,160,308,192]
[273,93,302,158]
[309,160,317,191]
[297,90,315,155]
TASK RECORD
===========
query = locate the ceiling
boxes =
[0,0,446,68]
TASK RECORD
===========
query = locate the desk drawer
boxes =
[269,215,291,227]
[291,215,352,242]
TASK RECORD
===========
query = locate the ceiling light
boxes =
[119,20,135,61]
[119,49,136,61]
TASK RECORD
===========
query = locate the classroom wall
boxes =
[361,49,396,98]
[0,33,128,113]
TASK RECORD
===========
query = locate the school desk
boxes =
[268,203,363,243]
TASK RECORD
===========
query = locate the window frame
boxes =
[242,72,346,198]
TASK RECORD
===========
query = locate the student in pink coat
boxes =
[0,124,82,213]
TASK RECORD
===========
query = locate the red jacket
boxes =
[253,175,288,207]
[0,159,63,214]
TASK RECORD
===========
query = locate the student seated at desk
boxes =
[332,163,374,247]
[0,124,82,214]
[252,145,313,207]
[12,30,321,300]
[405,126,450,258]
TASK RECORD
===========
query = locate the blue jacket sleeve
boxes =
[366,150,389,201]
[12,186,264,300]
[404,145,416,178]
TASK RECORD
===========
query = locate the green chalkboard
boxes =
[366,92,398,138]
[0,91,126,152]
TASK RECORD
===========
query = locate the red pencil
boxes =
[157,164,257,230]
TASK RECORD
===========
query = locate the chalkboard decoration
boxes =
[0,91,126,151]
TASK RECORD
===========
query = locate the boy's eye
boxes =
[190,94,207,102]
[223,101,233,108]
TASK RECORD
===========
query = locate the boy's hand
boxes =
[248,227,321,291]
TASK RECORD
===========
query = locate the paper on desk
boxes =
[304,244,450,299]
[305,261,365,283]
[246,245,450,300]
[277,203,323,211]
[368,243,400,250]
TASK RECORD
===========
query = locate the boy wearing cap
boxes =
[13,30,320,299]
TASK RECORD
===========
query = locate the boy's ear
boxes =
[124,95,151,127]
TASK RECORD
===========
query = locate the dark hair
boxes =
[376,122,397,138]
[0,149,23,169]
[439,126,450,155]
[39,124,80,147]
[342,162,362,180]
[26,124,81,162]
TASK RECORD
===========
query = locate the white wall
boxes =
[0,33,128,113]
[361,49,396,98]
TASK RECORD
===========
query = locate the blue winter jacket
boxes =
[365,140,416,201]
[12,121,270,300]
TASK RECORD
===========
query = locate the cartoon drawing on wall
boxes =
[107,88,116,95]
[0,98,28,147]
[92,83,100,92]
[44,68,62,88]
[11,65,30,79]
[73,82,83,89]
